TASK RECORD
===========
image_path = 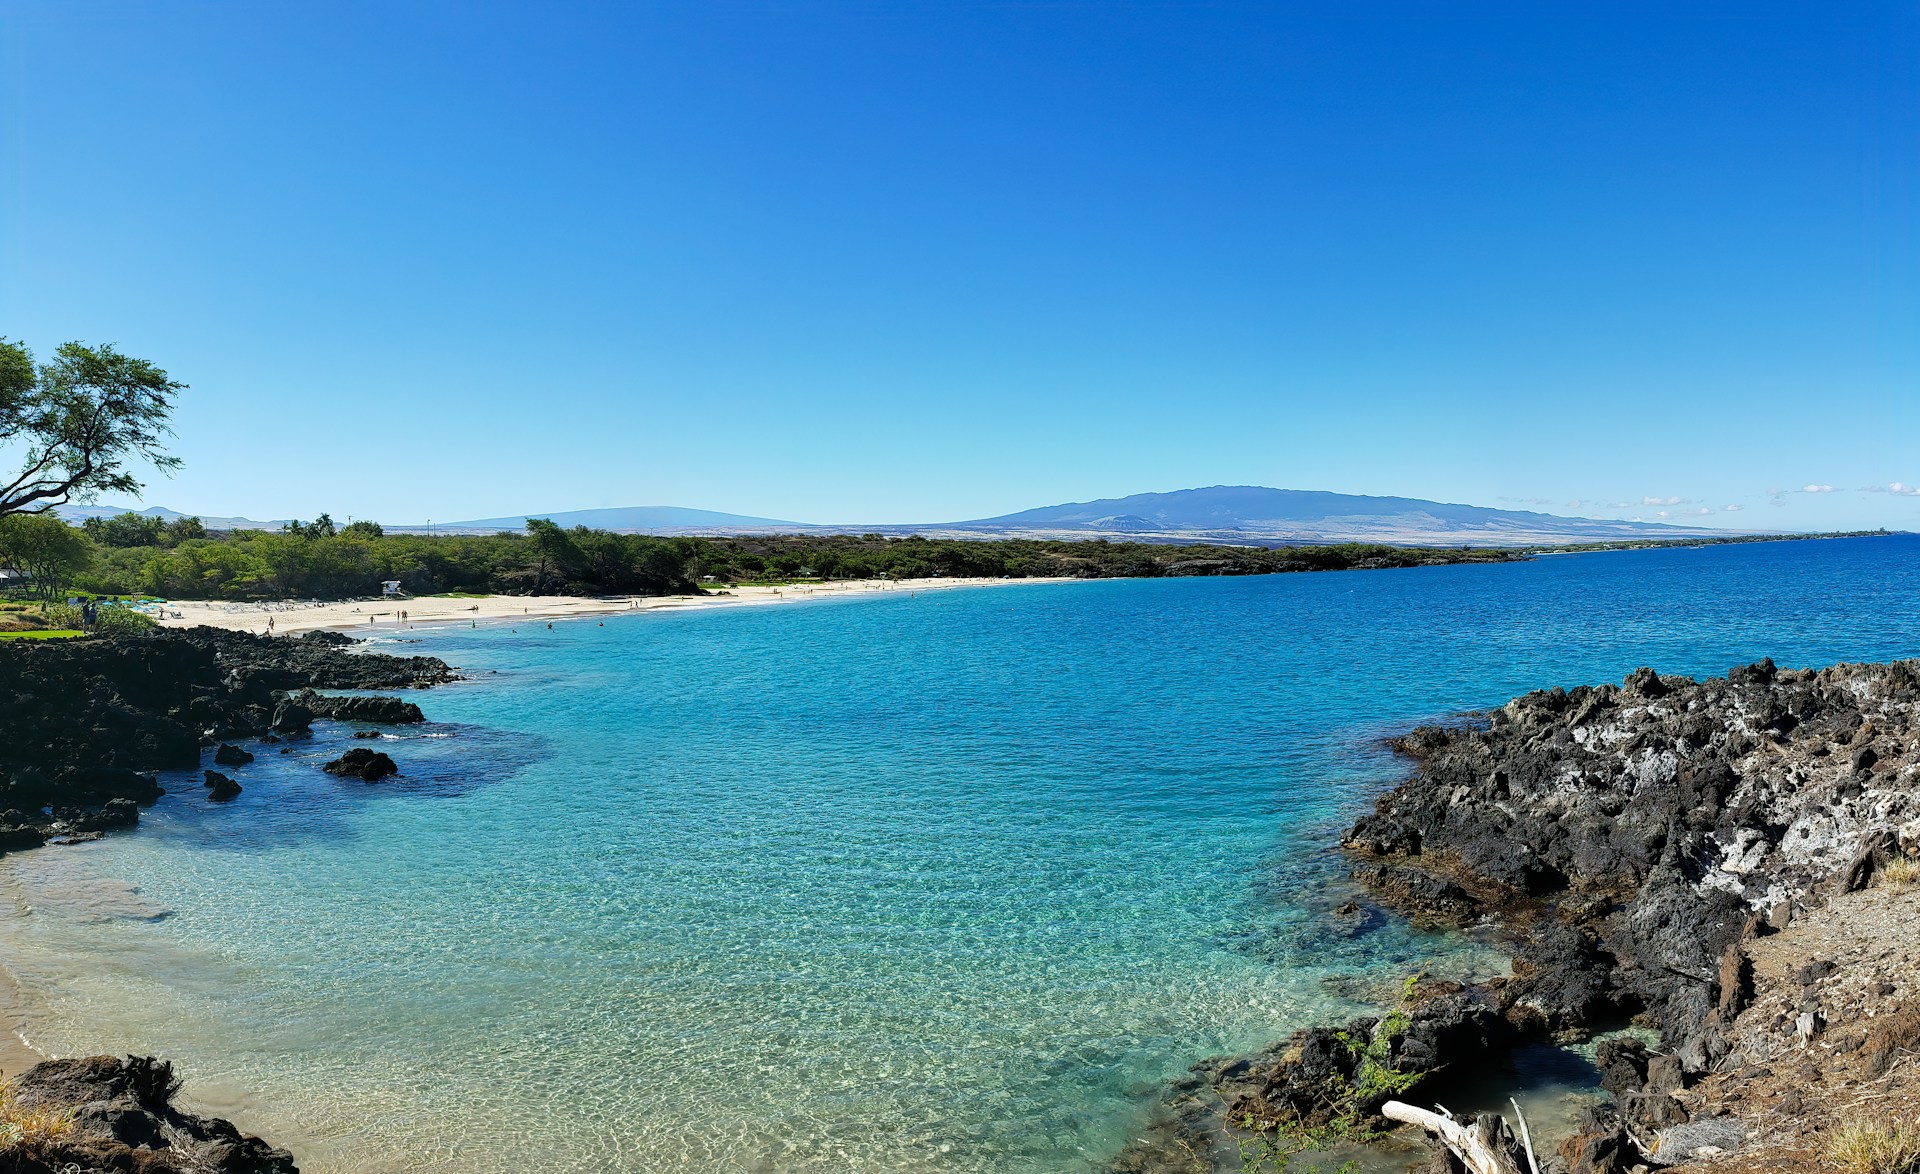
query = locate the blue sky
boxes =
[2,1,1915,528]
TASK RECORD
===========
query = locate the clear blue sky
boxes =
[3,1,1915,528]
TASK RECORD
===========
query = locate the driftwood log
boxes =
[1382,1101,1537,1174]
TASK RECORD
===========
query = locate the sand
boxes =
[0,576,1079,1082]
[150,577,1078,636]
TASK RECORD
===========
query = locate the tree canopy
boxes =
[0,339,185,520]
[0,513,94,601]
[83,511,167,547]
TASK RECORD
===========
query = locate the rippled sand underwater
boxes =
[6,537,1918,1172]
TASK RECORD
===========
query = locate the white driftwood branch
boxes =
[1383,1101,1528,1174]
[1509,1097,1542,1174]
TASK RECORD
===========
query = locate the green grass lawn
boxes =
[0,629,83,641]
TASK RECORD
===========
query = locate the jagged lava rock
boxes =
[7,1054,297,1173]
[322,748,398,782]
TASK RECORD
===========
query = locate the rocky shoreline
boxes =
[1121,657,1920,1173]
[0,628,451,848]
[0,627,458,1173]
[10,632,1920,1172]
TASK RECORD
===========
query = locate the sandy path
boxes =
[151,577,1078,636]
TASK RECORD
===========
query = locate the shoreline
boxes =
[8,616,1918,1170]
[0,629,457,1085]
[150,576,1081,636]
[1127,657,1920,1173]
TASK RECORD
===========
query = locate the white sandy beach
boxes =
[151,577,1077,636]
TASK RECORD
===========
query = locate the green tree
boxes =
[284,514,337,540]
[0,339,185,520]
[525,518,580,592]
[164,515,207,544]
[82,511,167,547]
[342,519,384,537]
[0,514,94,601]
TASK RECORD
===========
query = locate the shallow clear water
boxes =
[4,536,1918,1172]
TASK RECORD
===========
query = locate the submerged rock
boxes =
[291,689,424,725]
[0,628,452,859]
[212,742,255,766]
[51,798,141,834]
[268,698,314,734]
[322,748,398,782]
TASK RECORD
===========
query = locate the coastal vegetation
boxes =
[4,508,1896,605]
[1823,1115,1920,1174]
[5,515,1524,601]
[0,598,155,639]
[0,1078,75,1158]
[1234,974,1424,1172]
[0,514,92,601]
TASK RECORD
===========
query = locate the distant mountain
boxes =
[936,486,1741,545]
[55,487,1759,546]
[53,503,283,530]
[437,505,805,532]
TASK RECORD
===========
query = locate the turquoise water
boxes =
[4,536,1918,1172]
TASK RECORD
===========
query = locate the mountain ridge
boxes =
[58,486,1760,546]
[435,486,1753,544]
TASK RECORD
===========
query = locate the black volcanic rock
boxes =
[0,627,452,857]
[291,689,424,724]
[1342,658,1920,1075]
[52,798,140,833]
[323,748,397,781]
[203,770,242,802]
[7,1054,297,1173]
[1141,658,1920,1174]
[1220,981,1521,1135]
[268,698,314,733]
[213,742,255,766]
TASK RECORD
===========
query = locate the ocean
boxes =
[3,535,1917,1172]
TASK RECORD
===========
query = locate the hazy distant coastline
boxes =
[59,485,1793,548]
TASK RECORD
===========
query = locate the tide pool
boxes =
[3,536,1917,1172]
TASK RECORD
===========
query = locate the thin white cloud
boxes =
[1724,504,1743,512]
[1695,507,1712,515]
[1862,482,1920,496]
[1802,484,1837,494]
[1642,495,1686,506]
